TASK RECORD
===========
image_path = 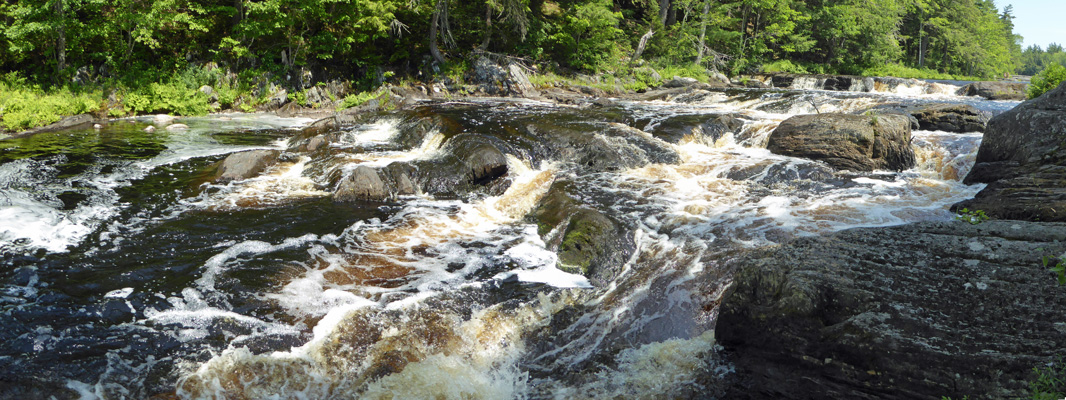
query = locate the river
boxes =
[0,81,1018,399]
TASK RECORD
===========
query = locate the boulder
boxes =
[464,144,509,184]
[645,113,744,144]
[507,63,540,97]
[766,113,916,171]
[215,150,281,182]
[958,80,1066,221]
[663,76,700,88]
[334,165,388,202]
[910,103,991,133]
[956,81,1028,100]
[717,220,1066,399]
[530,180,634,287]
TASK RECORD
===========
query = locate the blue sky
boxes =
[1003,0,1066,49]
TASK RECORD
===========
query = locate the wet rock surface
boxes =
[911,103,991,133]
[957,80,1066,221]
[767,113,916,171]
[717,220,1066,400]
[334,165,389,202]
[643,113,744,144]
[215,149,281,182]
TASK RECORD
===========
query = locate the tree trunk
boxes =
[479,2,493,50]
[696,1,711,64]
[429,0,446,65]
[659,0,670,25]
[55,0,66,72]
[630,29,654,66]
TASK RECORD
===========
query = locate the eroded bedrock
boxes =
[716,220,1066,399]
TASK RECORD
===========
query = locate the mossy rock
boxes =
[557,210,614,276]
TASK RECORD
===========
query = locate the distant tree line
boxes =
[1018,43,1066,76]
[0,0,1028,85]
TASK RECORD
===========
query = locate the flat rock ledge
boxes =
[717,220,1066,399]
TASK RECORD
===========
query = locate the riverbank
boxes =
[0,58,1030,139]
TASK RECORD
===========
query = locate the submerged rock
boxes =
[958,80,1066,221]
[215,150,281,182]
[910,103,991,133]
[957,81,1028,100]
[767,113,915,171]
[717,220,1066,399]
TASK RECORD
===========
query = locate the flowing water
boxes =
[0,84,1018,399]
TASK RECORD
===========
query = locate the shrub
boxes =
[1028,64,1066,99]
[761,60,808,74]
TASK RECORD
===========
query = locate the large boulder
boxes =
[957,80,1066,221]
[767,113,916,171]
[215,150,280,182]
[956,81,1028,100]
[910,103,991,133]
[334,165,388,202]
[471,57,540,97]
[717,220,1066,399]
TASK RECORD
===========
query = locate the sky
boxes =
[1003,0,1066,49]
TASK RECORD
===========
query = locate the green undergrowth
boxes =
[861,64,980,81]
[1030,357,1066,399]
[529,62,710,93]
[0,74,102,131]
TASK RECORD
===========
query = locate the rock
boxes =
[93,124,103,130]
[152,114,177,124]
[645,113,744,144]
[215,150,280,182]
[854,105,920,130]
[334,166,388,202]
[305,136,326,152]
[198,85,218,103]
[958,80,1066,221]
[767,113,916,172]
[470,57,542,97]
[143,125,156,133]
[507,63,540,97]
[462,142,509,184]
[956,81,1028,100]
[263,87,288,110]
[663,76,699,88]
[306,86,329,106]
[71,66,94,85]
[717,220,1066,399]
[710,71,730,86]
[302,116,339,138]
[164,123,189,132]
[910,103,991,133]
[531,180,633,287]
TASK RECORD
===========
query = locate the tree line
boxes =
[0,0,1033,86]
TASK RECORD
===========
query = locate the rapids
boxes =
[0,84,1018,399]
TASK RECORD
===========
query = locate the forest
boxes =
[0,0,1060,130]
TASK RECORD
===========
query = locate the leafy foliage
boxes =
[1030,358,1066,399]
[955,208,989,225]
[1028,64,1066,99]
